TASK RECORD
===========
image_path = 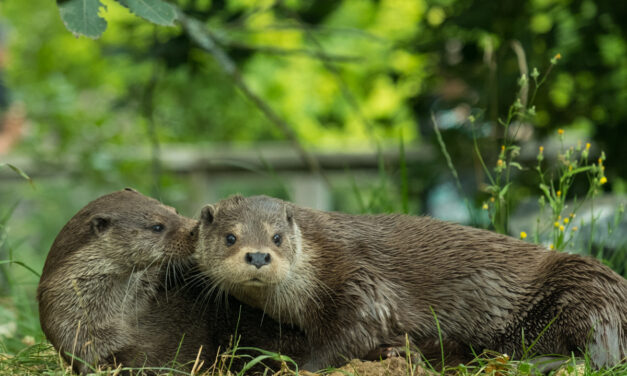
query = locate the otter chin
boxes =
[245,278,267,286]
[196,194,627,372]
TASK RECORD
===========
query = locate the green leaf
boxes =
[0,260,41,277]
[57,0,108,39]
[499,182,512,199]
[509,161,523,170]
[237,355,273,375]
[539,183,554,206]
[562,165,592,179]
[115,0,176,26]
[0,163,34,188]
[485,185,499,194]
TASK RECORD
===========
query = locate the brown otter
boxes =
[196,194,627,371]
[37,189,311,375]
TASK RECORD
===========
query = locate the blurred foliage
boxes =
[0,0,624,265]
[410,0,627,184]
[0,0,623,244]
[1,0,625,188]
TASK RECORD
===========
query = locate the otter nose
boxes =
[245,252,271,269]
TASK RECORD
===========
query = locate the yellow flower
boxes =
[549,244,555,250]
[482,203,489,210]
[572,226,578,232]
[568,165,573,171]
[558,128,564,135]
[501,145,505,152]
[570,213,576,218]
[557,190,562,197]
[497,159,504,167]
[559,225,565,231]
[555,53,562,60]
[539,145,544,153]
[554,221,560,228]
[586,143,591,150]
[564,218,570,224]
[600,176,607,185]
[520,231,527,240]
[490,197,495,202]
[598,158,603,165]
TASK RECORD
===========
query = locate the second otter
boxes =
[196,195,627,371]
[38,189,310,374]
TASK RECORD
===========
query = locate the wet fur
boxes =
[197,195,627,370]
[38,190,310,374]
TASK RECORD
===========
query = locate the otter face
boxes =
[85,190,198,271]
[197,195,296,290]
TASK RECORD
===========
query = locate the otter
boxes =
[37,189,311,375]
[196,194,627,371]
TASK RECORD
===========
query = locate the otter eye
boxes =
[272,233,282,246]
[225,234,237,246]
[152,224,165,233]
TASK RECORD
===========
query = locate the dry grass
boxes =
[1,341,625,376]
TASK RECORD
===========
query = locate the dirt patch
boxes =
[297,357,433,376]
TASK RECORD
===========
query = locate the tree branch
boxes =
[176,9,328,185]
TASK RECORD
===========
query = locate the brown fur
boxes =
[37,189,310,375]
[196,195,627,371]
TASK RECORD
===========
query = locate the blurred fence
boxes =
[0,143,436,211]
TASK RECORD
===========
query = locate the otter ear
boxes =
[90,215,112,236]
[201,204,216,224]
[285,205,294,224]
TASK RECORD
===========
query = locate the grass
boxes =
[2,341,627,376]
[0,341,303,375]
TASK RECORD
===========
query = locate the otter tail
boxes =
[538,252,626,369]
[587,312,625,368]
[585,271,627,369]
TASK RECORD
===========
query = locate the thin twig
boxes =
[226,23,388,44]
[212,38,363,63]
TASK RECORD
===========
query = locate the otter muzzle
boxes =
[245,252,271,269]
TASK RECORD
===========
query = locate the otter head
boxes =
[40,188,198,279]
[86,189,199,271]
[197,195,297,292]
